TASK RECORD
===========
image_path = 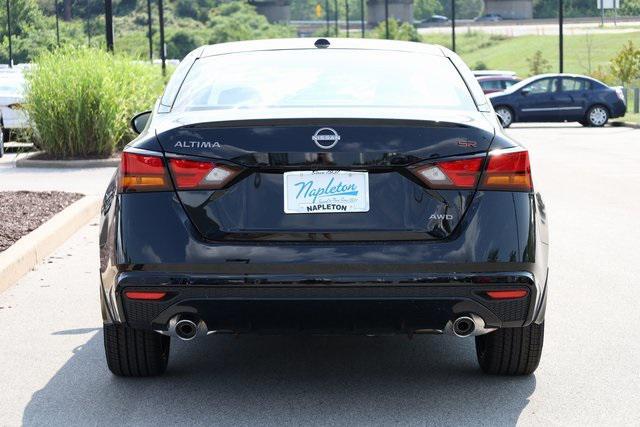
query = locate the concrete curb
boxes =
[15,151,119,168]
[0,195,101,294]
[611,121,640,129]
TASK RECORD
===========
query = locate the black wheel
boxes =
[585,105,609,127]
[475,321,544,375]
[103,323,170,377]
[495,106,514,128]
[579,119,590,127]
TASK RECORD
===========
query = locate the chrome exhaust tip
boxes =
[445,314,496,337]
[452,316,476,337]
[165,315,208,341]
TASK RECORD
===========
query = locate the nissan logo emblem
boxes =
[312,127,341,149]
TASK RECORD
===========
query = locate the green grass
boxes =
[423,30,640,78]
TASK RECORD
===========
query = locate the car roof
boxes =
[200,38,446,58]
[526,73,608,86]
[477,75,519,81]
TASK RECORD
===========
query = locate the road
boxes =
[418,19,640,36]
[1,124,639,426]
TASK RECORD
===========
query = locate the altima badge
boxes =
[312,127,340,149]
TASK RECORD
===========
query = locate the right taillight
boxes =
[479,148,532,191]
[168,158,241,190]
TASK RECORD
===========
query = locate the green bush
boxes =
[25,46,165,159]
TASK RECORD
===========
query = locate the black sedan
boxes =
[100,38,548,377]
[489,73,626,127]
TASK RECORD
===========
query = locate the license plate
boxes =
[283,170,369,214]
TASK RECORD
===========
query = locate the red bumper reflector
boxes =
[124,291,167,300]
[486,290,528,300]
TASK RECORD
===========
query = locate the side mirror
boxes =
[520,88,531,96]
[131,111,152,134]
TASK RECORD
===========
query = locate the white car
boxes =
[0,69,29,156]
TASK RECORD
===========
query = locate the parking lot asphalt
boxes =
[0,124,639,426]
[0,152,115,195]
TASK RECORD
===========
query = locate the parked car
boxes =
[100,38,548,377]
[424,14,449,23]
[0,70,29,156]
[477,74,521,94]
[488,73,626,127]
[475,13,503,22]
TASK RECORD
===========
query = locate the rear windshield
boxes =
[170,49,477,112]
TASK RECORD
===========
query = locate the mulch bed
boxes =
[0,191,83,252]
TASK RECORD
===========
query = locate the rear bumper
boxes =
[104,271,545,335]
[99,185,549,335]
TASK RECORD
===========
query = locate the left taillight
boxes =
[119,152,171,193]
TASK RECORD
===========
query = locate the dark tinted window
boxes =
[504,79,517,89]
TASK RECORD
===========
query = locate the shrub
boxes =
[373,19,421,42]
[25,46,165,159]
[526,50,551,76]
[473,61,488,70]
[610,41,640,86]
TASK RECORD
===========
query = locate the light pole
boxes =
[6,0,12,67]
[384,0,389,39]
[105,0,114,52]
[158,0,166,75]
[55,0,60,46]
[325,0,330,35]
[147,0,153,61]
[334,0,338,36]
[360,0,364,37]
[451,0,456,52]
[559,0,563,73]
[345,0,349,37]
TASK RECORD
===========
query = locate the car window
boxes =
[173,50,478,112]
[524,78,556,94]
[479,80,503,90]
[503,80,517,89]
[561,78,585,92]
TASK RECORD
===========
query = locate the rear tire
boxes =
[585,105,609,127]
[103,323,170,377]
[475,321,544,375]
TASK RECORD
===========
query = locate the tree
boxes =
[167,30,202,59]
[414,0,442,21]
[526,50,551,76]
[610,41,640,86]
[207,2,294,45]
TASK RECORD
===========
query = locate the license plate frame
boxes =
[283,170,370,214]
